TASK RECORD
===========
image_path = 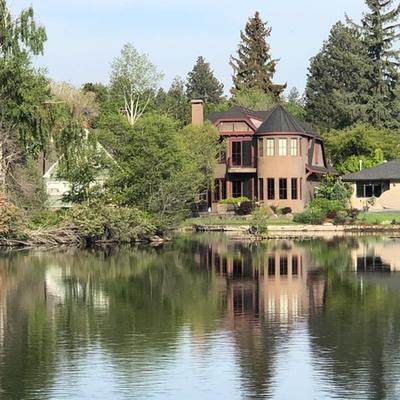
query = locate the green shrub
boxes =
[293,208,325,225]
[65,204,156,243]
[236,201,255,215]
[0,196,27,239]
[281,207,292,215]
[310,198,346,214]
[251,207,270,234]
[220,196,249,205]
[29,210,66,229]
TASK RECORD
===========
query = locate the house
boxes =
[342,159,400,210]
[40,130,114,208]
[192,100,332,212]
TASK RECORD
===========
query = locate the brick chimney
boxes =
[191,99,204,125]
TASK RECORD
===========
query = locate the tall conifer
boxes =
[230,12,286,97]
[186,56,224,103]
[305,22,370,130]
[357,0,400,127]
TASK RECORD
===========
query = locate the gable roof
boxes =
[207,105,272,124]
[255,105,321,138]
[342,159,400,181]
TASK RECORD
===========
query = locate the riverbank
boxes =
[183,223,400,240]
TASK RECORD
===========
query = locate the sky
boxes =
[10,0,367,94]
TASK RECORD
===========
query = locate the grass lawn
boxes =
[357,211,400,225]
[183,217,297,227]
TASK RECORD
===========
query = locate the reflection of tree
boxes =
[4,235,400,399]
[307,240,400,400]
[0,253,57,400]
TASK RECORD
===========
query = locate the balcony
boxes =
[227,157,257,174]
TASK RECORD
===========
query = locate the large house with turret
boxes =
[191,100,333,212]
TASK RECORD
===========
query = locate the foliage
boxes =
[109,115,220,229]
[0,195,26,238]
[315,176,352,207]
[305,22,370,130]
[236,201,255,216]
[155,77,190,126]
[232,88,275,110]
[293,208,325,225]
[250,207,270,234]
[323,124,400,174]
[230,12,286,96]
[58,134,114,205]
[65,203,156,243]
[0,0,47,59]
[28,209,66,229]
[110,43,163,126]
[6,159,47,211]
[219,196,249,205]
[352,0,400,128]
[281,207,292,215]
[186,56,224,103]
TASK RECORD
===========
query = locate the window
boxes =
[259,178,264,201]
[266,138,275,156]
[278,139,287,156]
[267,178,275,200]
[232,181,242,198]
[214,179,226,201]
[258,138,264,157]
[268,256,276,276]
[232,142,241,166]
[220,122,234,132]
[290,139,298,156]
[280,257,288,276]
[292,256,299,275]
[279,178,287,200]
[233,122,250,132]
[291,178,298,200]
[300,178,303,200]
[356,181,388,198]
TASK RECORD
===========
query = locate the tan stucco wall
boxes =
[349,182,400,210]
[257,135,308,212]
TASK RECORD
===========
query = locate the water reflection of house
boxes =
[351,239,400,272]
[193,238,325,323]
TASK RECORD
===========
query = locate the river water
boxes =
[1,234,400,399]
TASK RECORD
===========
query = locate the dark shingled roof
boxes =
[207,105,271,124]
[342,159,400,181]
[256,105,321,138]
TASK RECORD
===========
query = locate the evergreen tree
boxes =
[355,0,400,127]
[156,77,190,126]
[186,56,224,103]
[230,12,286,97]
[305,22,370,130]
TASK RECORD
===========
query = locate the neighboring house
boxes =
[342,160,400,210]
[192,100,332,212]
[41,132,114,208]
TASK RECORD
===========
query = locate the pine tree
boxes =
[186,56,224,103]
[305,22,371,130]
[230,12,286,97]
[156,77,190,126]
[356,0,400,127]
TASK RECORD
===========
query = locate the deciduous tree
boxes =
[110,43,163,126]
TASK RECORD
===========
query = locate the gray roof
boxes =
[342,159,400,181]
[255,105,321,138]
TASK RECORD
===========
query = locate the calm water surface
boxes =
[1,234,400,400]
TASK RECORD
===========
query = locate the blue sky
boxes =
[11,0,367,94]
